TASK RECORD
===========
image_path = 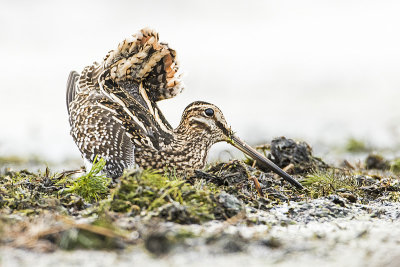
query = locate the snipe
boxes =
[67,28,303,189]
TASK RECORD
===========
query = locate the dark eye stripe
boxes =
[204,108,214,116]
[215,121,230,136]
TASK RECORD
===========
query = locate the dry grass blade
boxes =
[56,215,127,240]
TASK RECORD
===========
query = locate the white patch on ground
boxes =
[2,201,400,267]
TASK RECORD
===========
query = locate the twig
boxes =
[274,163,294,180]
[249,176,264,197]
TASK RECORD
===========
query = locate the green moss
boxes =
[390,158,400,174]
[110,170,217,223]
[0,169,64,211]
[0,155,26,165]
[345,138,368,153]
[383,191,400,202]
[302,170,358,198]
[64,157,111,203]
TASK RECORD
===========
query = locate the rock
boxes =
[340,193,357,203]
[156,202,197,224]
[260,237,282,248]
[328,195,346,207]
[206,233,246,253]
[365,154,390,170]
[355,175,377,186]
[144,232,171,255]
[217,192,243,218]
[269,137,328,174]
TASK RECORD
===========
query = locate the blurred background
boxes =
[1,0,400,169]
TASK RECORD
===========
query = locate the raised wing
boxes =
[97,77,174,150]
[95,28,184,150]
[66,63,103,115]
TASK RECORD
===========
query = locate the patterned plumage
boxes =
[67,28,303,189]
[67,28,180,177]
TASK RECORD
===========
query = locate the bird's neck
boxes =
[170,128,214,171]
[133,127,215,174]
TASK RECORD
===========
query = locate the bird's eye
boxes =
[204,108,214,117]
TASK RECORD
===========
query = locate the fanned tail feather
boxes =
[103,28,183,102]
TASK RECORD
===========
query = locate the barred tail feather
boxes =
[103,28,184,102]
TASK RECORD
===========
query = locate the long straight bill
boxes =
[230,136,304,190]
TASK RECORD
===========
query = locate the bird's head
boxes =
[177,101,232,143]
[177,101,303,189]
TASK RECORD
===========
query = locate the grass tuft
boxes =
[65,156,111,203]
[302,170,357,198]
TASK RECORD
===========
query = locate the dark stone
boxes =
[223,239,243,253]
[328,195,346,207]
[157,202,197,224]
[260,237,282,248]
[355,175,376,186]
[144,232,171,255]
[206,233,246,253]
[268,137,328,174]
[340,193,357,203]
[365,154,390,170]
[217,192,243,218]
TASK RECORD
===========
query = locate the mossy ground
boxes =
[1,137,400,253]
[109,169,219,223]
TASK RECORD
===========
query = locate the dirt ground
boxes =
[1,137,400,267]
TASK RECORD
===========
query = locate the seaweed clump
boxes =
[0,160,111,214]
[390,158,400,174]
[1,213,127,252]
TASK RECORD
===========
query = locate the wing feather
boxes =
[66,71,80,115]
[69,93,135,178]
[98,75,173,150]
